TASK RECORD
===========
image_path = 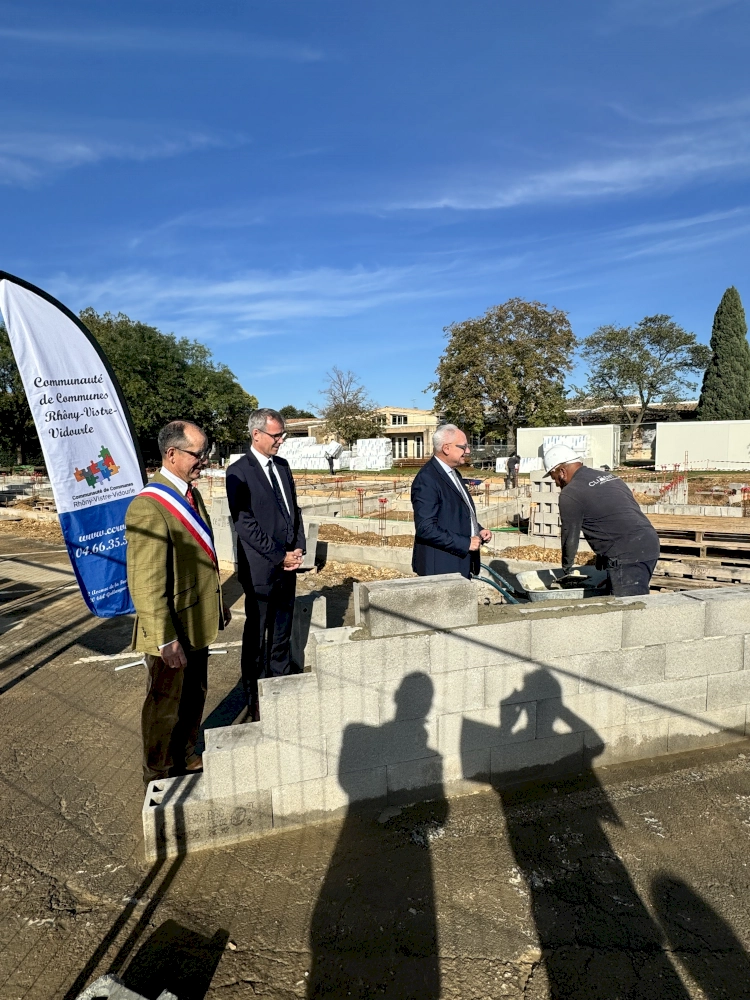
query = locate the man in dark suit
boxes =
[226,408,305,719]
[411,423,492,579]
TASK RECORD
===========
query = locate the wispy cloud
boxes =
[604,0,740,28]
[388,127,750,211]
[0,26,323,61]
[0,126,240,185]
[53,262,461,342]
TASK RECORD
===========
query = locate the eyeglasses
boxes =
[175,447,209,462]
[259,429,287,443]
[454,443,471,451]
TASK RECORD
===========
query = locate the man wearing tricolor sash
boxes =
[125,420,229,787]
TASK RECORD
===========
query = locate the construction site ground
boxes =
[2,527,750,998]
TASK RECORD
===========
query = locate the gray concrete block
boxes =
[665,635,744,679]
[360,574,477,637]
[624,676,707,723]
[259,673,380,740]
[271,767,387,826]
[291,592,326,670]
[327,717,440,774]
[429,621,531,673]
[684,587,750,636]
[575,645,666,693]
[379,665,484,721]
[620,592,705,648]
[667,706,746,753]
[536,689,628,737]
[530,610,623,660]
[706,670,750,711]
[314,632,431,690]
[583,719,670,766]
[143,774,273,860]
[76,973,178,1000]
[441,701,537,756]
[203,730,327,795]
[490,731,584,782]
[387,755,446,800]
[485,660,579,706]
[299,520,319,570]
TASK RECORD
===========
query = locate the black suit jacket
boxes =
[411,456,483,579]
[226,452,306,588]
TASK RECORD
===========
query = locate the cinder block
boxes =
[386,756,445,800]
[625,676,707,723]
[259,673,380,740]
[571,645,665,693]
[665,635,744,679]
[203,732,327,796]
[360,574,477,637]
[485,661,579,706]
[429,620,531,673]
[583,719,670,766]
[271,767,387,826]
[683,588,750,637]
[490,731,584,783]
[530,610,623,660]
[314,632,431,689]
[667,706,746,753]
[326,717,439,774]
[379,666,484,721]
[536,689,628,737]
[143,775,273,860]
[441,701,537,756]
[620,592,705,648]
[706,670,750,711]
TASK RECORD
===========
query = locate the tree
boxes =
[0,323,38,464]
[429,298,576,450]
[576,315,710,433]
[696,287,750,420]
[319,367,382,446]
[279,405,316,419]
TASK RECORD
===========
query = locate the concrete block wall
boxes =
[143,583,750,859]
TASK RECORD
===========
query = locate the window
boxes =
[415,436,423,458]
[391,414,408,426]
[393,436,408,458]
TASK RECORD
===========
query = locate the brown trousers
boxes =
[141,647,209,786]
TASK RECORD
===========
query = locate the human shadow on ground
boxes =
[307,672,447,1000]
[122,919,229,1000]
[462,669,691,999]
[652,874,750,999]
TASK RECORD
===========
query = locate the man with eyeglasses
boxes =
[411,423,492,579]
[226,408,306,720]
[126,420,229,789]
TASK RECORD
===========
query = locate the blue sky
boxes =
[3,0,750,411]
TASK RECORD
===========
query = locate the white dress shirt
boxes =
[434,456,478,535]
[159,466,189,496]
[251,446,291,515]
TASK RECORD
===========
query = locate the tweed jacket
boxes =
[125,471,224,655]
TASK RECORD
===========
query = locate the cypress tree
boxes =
[696,286,750,420]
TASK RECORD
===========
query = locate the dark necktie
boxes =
[268,460,293,534]
[186,484,198,513]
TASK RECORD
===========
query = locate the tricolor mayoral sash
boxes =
[139,482,217,566]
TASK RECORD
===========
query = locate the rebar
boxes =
[378,497,388,545]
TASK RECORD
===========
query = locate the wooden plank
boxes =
[648,514,750,534]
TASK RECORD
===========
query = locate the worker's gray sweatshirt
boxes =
[558,467,660,572]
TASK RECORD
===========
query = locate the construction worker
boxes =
[543,443,660,597]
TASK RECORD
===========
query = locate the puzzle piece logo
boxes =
[74,446,121,489]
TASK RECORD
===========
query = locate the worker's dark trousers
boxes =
[606,560,657,597]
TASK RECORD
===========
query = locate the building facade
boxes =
[284,407,438,460]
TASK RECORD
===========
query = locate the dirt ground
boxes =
[2,528,750,999]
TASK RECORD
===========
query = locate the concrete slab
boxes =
[359,573,477,637]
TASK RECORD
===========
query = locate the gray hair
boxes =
[247,408,285,437]
[432,423,460,450]
[157,420,205,458]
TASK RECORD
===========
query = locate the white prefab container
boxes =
[655,420,750,470]
[517,425,620,470]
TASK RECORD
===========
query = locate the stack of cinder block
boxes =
[143,574,750,859]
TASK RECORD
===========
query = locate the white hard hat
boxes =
[543,442,583,475]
